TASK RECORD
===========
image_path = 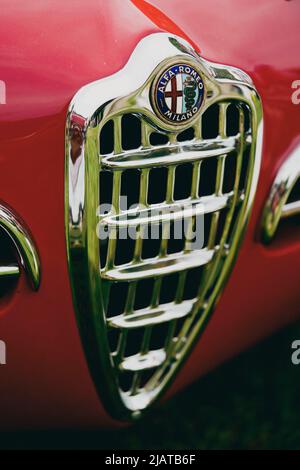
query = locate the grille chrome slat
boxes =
[100,195,230,228]
[101,136,241,169]
[113,116,122,154]
[101,248,215,282]
[108,300,194,330]
[118,349,166,372]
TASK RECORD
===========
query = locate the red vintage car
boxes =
[0,0,300,428]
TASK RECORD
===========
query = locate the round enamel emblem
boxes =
[152,63,204,124]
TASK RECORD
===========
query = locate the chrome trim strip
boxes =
[0,265,20,277]
[261,144,300,243]
[0,205,40,289]
[282,201,300,218]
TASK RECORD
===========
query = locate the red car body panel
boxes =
[0,0,299,428]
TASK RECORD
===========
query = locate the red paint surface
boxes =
[0,0,299,428]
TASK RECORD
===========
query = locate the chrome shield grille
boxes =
[66,33,263,420]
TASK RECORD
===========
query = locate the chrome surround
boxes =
[65,33,263,420]
[262,144,300,243]
[0,204,40,290]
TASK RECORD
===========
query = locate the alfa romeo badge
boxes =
[152,63,204,124]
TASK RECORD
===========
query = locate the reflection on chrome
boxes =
[261,144,300,243]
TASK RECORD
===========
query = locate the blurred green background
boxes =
[1,322,300,450]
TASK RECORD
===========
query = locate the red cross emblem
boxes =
[164,76,183,113]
